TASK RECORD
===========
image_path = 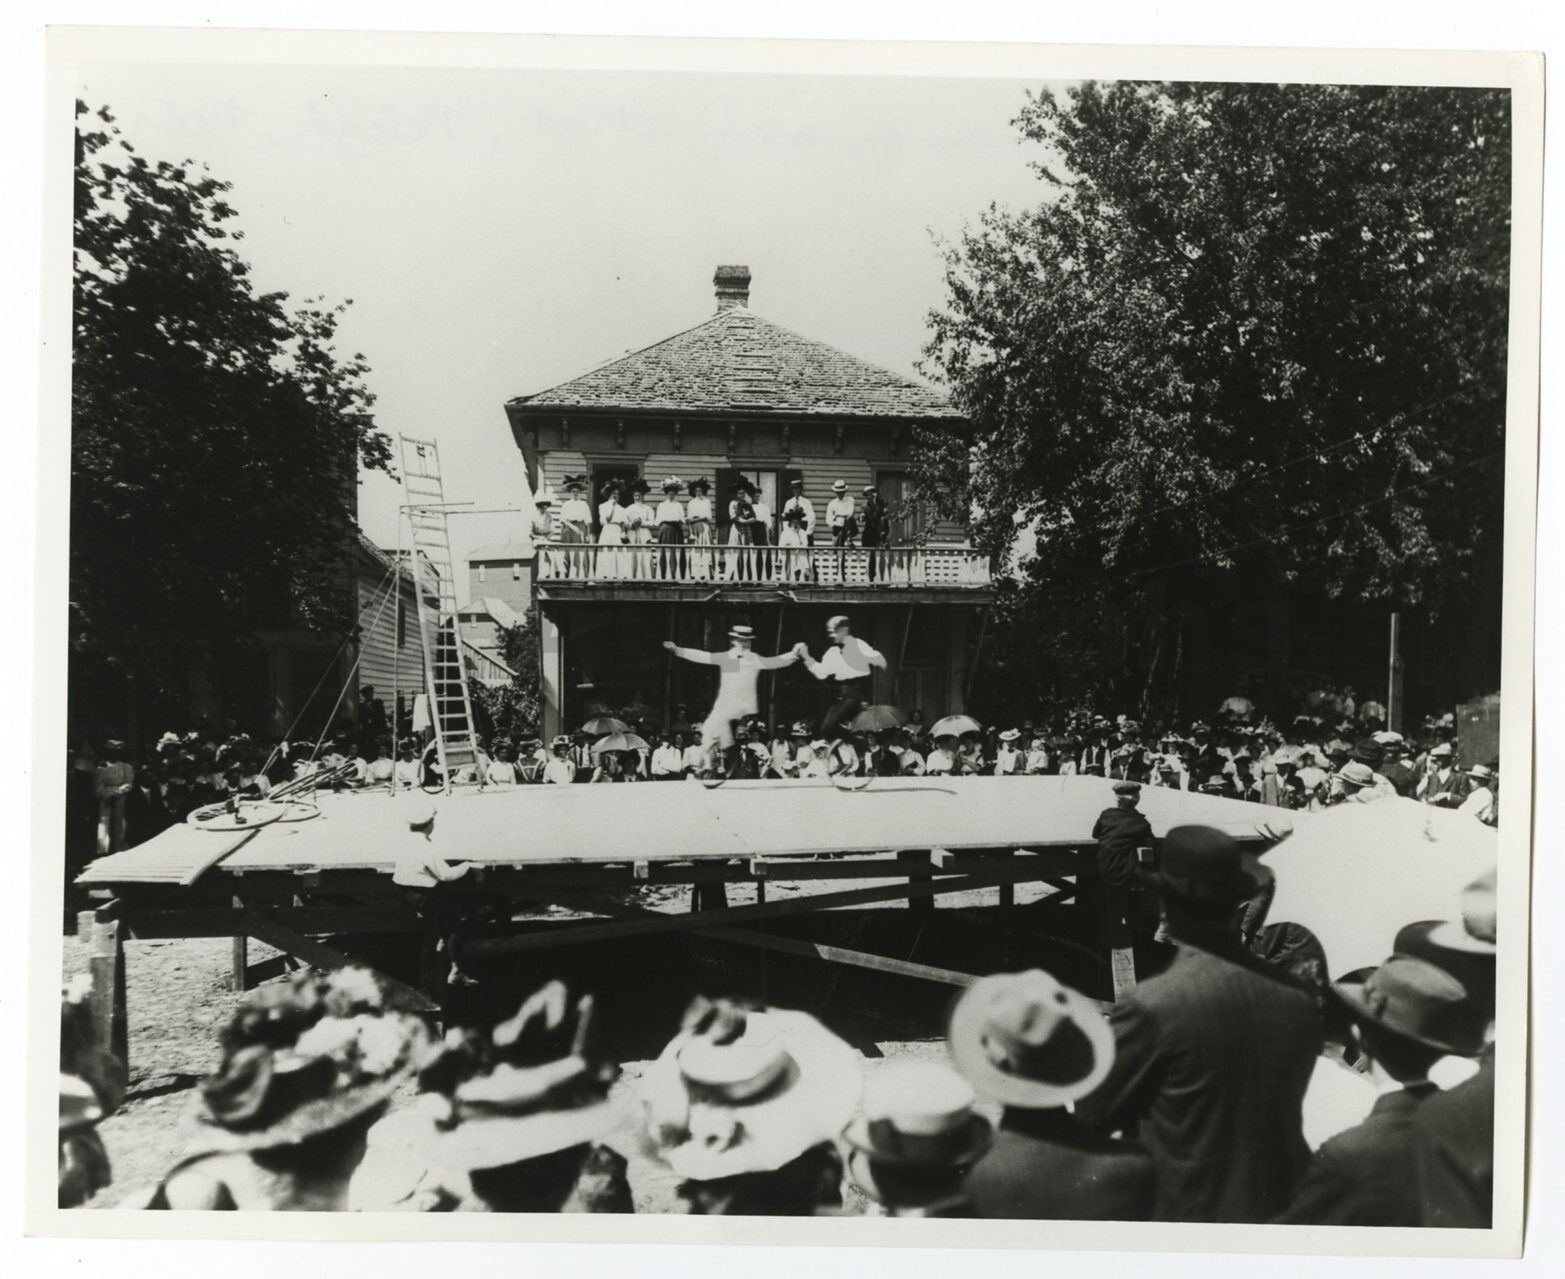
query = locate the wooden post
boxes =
[997,849,1017,909]
[229,895,248,992]
[419,919,448,1016]
[1388,611,1405,735]
[88,916,129,1071]
[899,849,934,915]
[892,604,914,705]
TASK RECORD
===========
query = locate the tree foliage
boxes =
[917,82,1511,717]
[71,101,393,717]
[468,605,544,744]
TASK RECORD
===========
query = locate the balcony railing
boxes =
[535,541,992,588]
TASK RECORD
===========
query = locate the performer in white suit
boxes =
[664,625,801,773]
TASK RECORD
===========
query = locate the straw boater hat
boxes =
[1466,763,1496,782]
[832,480,848,493]
[180,968,427,1156]
[1429,742,1455,759]
[1332,956,1486,1059]
[948,969,1114,1108]
[423,984,621,1173]
[1334,761,1376,788]
[729,624,755,642]
[844,1061,993,1210]
[1138,825,1265,902]
[998,729,1021,743]
[789,476,805,488]
[640,998,863,1181]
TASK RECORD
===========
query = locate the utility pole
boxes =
[1387,611,1405,734]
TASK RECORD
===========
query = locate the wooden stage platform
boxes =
[73,777,1295,1067]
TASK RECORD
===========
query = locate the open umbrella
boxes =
[929,715,982,739]
[1261,797,1497,977]
[590,732,650,755]
[579,716,629,737]
[848,705,907,733]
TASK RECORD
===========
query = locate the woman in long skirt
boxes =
[686,477,714,580]
[625,479,656,580]
[655,476,687,580]
[557,477,593,578]
[725,480,758,581]
[596,479,628,578]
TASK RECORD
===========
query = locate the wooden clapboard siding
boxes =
[641,451,727,491]
[353,546,427,729]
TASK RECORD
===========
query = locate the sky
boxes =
[76,62,1060,599]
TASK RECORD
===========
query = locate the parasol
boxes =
[848,705,907,733]
[1261,797,1497,977]
[929,715,982,739]
[591,732,650,755]
[579,716,630,737]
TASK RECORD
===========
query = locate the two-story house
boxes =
[504,266,994,740]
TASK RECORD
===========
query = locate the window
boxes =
[478,564,487,583]
[512,562,522,580]
[716,467,802,539]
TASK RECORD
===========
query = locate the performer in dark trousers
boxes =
[797,615,886,742]
[1087,781,1156,970]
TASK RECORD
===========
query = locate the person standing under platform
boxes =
[664,625,802,775]
[796,615,886,746]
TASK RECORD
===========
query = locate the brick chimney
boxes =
[714,264,751,312]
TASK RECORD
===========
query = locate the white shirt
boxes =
[598,499,625,529]
[804,635,886,682]
[669,644,797,720]
[392,843,471,890]
[485,760,518,785]
[655,499,686,525]
[1458,784,1495,821]
[393,758,422,789]
[825,495,856,527]
[542,756,576,785]
[781,495,815,533]
[1024,749,1050,774]
[687,496,713,525]
[559,497,592,528]
[925,747,956,775]
[681,744,706,772]
[625,501,655,533]
[995,746,1022,775]
[651,744,685,776]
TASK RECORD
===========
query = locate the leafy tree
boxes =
[917,82,1510,721]
[71,101,393,732]
[468,605,543,744]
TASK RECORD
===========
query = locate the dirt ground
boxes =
[61,873,1084,1212]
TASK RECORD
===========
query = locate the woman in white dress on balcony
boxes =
[685,477,714,580]
[655,477,687,580]
[596,479,628,579]
[557,477,594,578]
[778,478,814,582]
[625,479,656,580]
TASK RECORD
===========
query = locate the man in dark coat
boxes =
[949,969,1154,1220]
[1075,826,1322,1223]
[1276,956,1486,1227]
[1087,781,1155,968]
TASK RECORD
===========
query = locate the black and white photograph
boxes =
[25,23,1541,1257]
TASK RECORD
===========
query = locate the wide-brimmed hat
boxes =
[1351,739,1385,767]
[1335,761,1376,788]
[1466,763,1496,782]
[1332,956,1486,1058]
[1430,743,1454,758]
[425,984,622,1172]
[729,624,755,641]
[562,474,586,492]
[1138,825,1264,901]
[862,484,876,495]
[688,476,711,494]
[534,490,556,507]
[550,734,572,750]
[640,999,863,1180]
[1372,730,1405,746]
[1404,867,1498,957]
[181,969,427,1156]
[844,1060,993,1171]
[998,729,1021,743]
[787,476,804,488]
[1199,774,1228,792]
[662,476,684,491]
[831,480,848,493]
[947,969,1114,1109]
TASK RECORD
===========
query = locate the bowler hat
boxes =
[1139,825,1263,901]
[1333,956,1486,1058]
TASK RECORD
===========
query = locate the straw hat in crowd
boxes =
[639,997,863,1181]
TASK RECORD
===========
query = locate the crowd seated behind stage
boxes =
[63,843,1501,1224]
[66,697,1499,875]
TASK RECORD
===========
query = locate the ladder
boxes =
[398,434,482,790]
